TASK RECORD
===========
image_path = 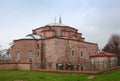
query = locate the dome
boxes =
[45,16,67,26]
[46,22,66,26]
[24,34,41,39]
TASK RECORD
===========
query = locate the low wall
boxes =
[32,66,120,74]
[0,62,17,70]
[0,62,119,74]
[17,63,31,70]
[0,62,31,70]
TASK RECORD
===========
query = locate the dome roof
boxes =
[46,22,66,26]
[45,16,68,27]
[24,34,41,39]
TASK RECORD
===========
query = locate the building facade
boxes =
[10,21,99,70]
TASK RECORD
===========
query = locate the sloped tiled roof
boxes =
[90,52,117,57]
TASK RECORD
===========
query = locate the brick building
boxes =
[10,19,99,71]
[90,52,117,71]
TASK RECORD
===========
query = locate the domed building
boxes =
[10,18,98,71]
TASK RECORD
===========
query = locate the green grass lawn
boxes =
[0,69,120,81]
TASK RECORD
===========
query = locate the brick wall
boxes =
[32,66,120,74]
[41,38,98,70]
[0,62,16,70]
[11,39,38,62]
[0,62,31,70]
[33,26,84,41]
[10,25,98,70]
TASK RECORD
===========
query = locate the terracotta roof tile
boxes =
[90,52,117,57]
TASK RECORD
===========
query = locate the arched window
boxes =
[80,51,84,58]
[56,29,61,37]
[99,58,104,64]
[37,44,39,49]
[71,48,75,57]
[89,52,91,56]
[28,51,33,58]
[16,52,20,62]
[91,59,94,64]
[37,51,40,57]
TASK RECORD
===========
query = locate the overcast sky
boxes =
[0,0,120,49]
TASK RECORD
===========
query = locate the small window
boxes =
[28,51,33,58]
[94,51,96,54]
[89,52,91,56]
[99,59,104,64]
[80,51,84,58]
[56,29,61,37]
[38,51,40,57]
[71,49,75,57]
[37,44,39,49]
[91,59,94,64]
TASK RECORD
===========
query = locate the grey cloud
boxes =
[75,0,120,49]
[80,0,120,32]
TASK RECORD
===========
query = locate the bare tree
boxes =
[0,45,1,51]
[103,34,120,55]
[103,34,120,65]
[0,45,2,55]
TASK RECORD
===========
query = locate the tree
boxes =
[0,45,2,55]
[103,34,120,65]
[0,45,11,62]
[103,34,120,54]
[0,45,1,51]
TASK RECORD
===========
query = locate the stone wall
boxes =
[0,62,31,70]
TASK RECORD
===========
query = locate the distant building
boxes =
[10,18,117,71]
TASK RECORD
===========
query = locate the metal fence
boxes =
[31,60,118,71]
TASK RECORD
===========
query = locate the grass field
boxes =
[0,69,120,81]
